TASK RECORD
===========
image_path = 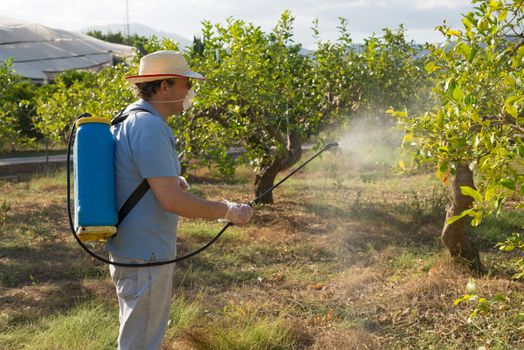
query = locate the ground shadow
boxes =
[0,241,108,288]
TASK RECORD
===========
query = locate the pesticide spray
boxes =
[67,112,339,267]
[334,114,404,178]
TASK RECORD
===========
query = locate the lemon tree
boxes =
[392,0,523,270]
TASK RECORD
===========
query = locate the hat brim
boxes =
[125,71,206,84]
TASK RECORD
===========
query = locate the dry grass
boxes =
[1,154,523,349]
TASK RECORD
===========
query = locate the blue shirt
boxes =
[106,99,181,260]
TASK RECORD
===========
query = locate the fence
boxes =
[0,132,68,179]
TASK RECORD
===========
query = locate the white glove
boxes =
[177,176,190,190]
[223,200,253,226]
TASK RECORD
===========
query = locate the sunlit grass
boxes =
[0,301,118,350]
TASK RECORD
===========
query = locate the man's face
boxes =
[161,78,192,115]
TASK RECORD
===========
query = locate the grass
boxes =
[0,301,119,350]
[0,152,523,349]
[167,298,296,350]
[474,210,524,248]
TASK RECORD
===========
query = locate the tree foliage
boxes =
[32,35,180,147]
[86,30,180,62]
[391,0,523,271]
[34,12,429,202]
[0,59,40,150]
[393,0,523,220]
[86,30,149,57]
[185,13,331,175]
[180,12,427,200]
[358,25,430,116]
[34,65,136,143]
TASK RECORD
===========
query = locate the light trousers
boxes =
[109,253,175,350]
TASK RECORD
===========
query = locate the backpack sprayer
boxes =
[67,112,338,267]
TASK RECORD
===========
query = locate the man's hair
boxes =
[133,79,176,100]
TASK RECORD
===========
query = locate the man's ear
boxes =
[159,80,168,93]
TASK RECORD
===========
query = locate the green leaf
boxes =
[425,61,440,73]
[471,216,482,227]
[489,0,500,10]
[499,178,515,191]
[518,145,524,158]
[460,186,483,203]
[439,161,449,173]
[504,96,519,118]
[454,294,471,305]
[468,45,479,63]
[499,9,508,22]
[492,294,507,302]
[447,29,462,37]
[462,17,473,30]
[435,110,445,128]
[458,43,472,60]
[436,161,449,183]
[452,85,464,102]
[503,74,516,88]
[387,109,408,118]
[478,17,489,32]
[447,209,474,225]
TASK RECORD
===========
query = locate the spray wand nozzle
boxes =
[323,142,339,150]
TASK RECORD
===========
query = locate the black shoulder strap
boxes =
[113,107,152,227]
[111,107,149,126]
[117,179,150,227]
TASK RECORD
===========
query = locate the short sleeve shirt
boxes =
[106,99,181,260]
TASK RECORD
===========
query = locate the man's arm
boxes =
[147,176,228,219]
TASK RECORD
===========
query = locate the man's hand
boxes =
[223,200,253,226]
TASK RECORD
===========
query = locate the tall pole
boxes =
[124,0,130,42]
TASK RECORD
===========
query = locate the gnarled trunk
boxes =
[254,130,302,204]
[254,158,283,204]
[441,163,484,273]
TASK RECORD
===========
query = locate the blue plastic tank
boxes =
[74,117,118,240]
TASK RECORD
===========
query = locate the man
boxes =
[106,50,253,350]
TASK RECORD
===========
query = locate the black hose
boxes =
[67,113,337,267]
[67,113,232,267]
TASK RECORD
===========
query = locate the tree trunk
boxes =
[441,163,484,273]
[254,158,283,204]
[254,130,302,204]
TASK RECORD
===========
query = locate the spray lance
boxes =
[67,112,338,267]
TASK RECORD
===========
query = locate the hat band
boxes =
[125,73,189,80]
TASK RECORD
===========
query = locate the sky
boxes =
[1,0,475,48]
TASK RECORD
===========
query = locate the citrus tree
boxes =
[184,13,428,202]
[358,25,431,117]
[0,59,40,150]
[34,14,428,205]
[33,36,180,144]
[34,65,136,143]
[391,0,524,271]
[183,12,349,202]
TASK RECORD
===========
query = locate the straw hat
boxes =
[125,50,205,84]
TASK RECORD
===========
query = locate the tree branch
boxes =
[203,107,228,128]
[264,123,286,146]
